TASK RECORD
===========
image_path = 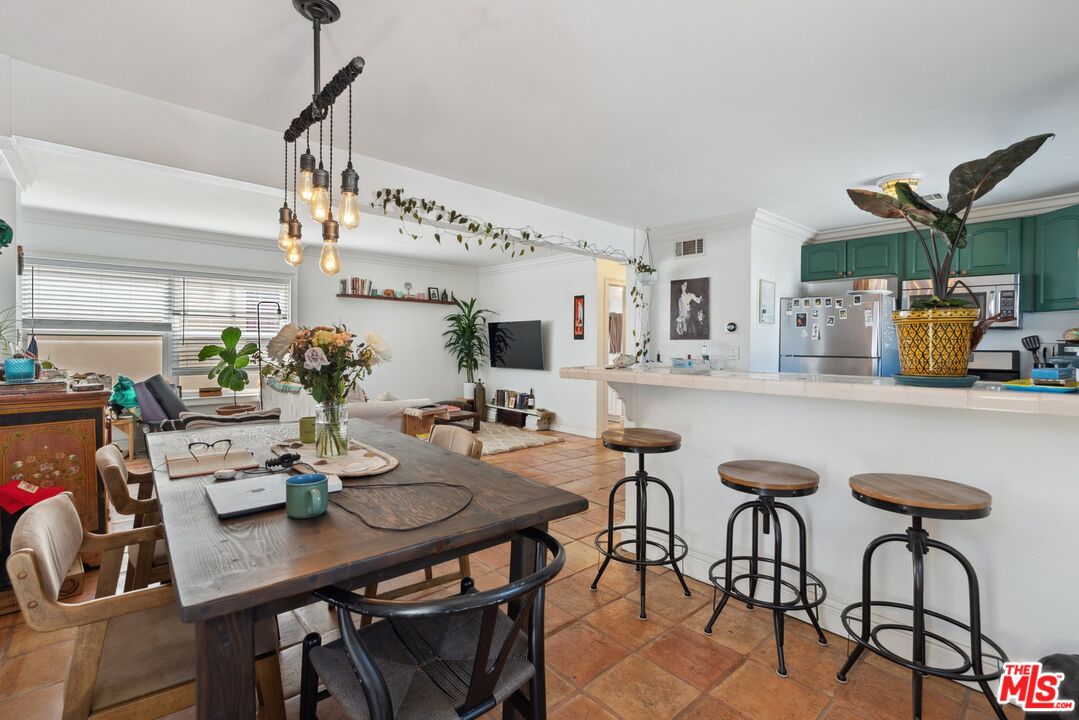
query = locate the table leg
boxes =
[196,609,256,720]
[505,528,545,720]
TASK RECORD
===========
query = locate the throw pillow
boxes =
[376,391,399,401]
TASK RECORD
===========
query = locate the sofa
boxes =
[263,384,430,432]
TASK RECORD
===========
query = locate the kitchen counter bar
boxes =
[559,366,1079,416]
[560,364,1078,668]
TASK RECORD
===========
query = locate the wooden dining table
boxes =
[148,419,587,720]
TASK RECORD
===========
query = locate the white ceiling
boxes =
[3,1,1079,230]
[14,140,558,267]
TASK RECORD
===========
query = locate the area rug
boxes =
[475,421,563,456]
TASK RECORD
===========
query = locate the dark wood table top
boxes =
[149,420,588,623]
[849,473,992,512]
[718,460,819,492]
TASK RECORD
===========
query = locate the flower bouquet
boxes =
[263,323,391,457]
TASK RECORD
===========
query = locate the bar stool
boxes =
[836,473,1008,720]
[704,460,828,677]
[591,427,691,620]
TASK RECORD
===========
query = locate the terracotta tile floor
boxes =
[0,430,1021,719]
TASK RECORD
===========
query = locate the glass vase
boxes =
[315,402,349,458]
[3,357,36,384]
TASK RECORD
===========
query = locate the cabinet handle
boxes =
[837,272,844,277]
[960,270,968,276]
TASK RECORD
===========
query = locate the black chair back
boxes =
[312,528,564,720]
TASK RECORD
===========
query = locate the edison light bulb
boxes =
[338,163,360,230]
[311,186,330,223]
[298,149,316,204]
[319,242,340,275]
[284,218,303,266]
[277,206,292,251]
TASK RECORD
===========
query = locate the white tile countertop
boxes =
[559,365,1079,417]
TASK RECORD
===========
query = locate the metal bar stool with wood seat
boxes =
[590,427,691,620]
[703,460,828,677]
[836,473,1009,720]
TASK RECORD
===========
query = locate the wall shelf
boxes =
[335,293,455,306]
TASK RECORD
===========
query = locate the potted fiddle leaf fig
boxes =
[847,133,1053,377]
[198,326,259,414]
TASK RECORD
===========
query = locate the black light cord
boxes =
[347,83,352,162]
[330,482,475,532]
[293,141,298,212]
[283,140,288,207]
[328,104,334,206]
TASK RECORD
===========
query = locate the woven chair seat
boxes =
[310,608,533,720]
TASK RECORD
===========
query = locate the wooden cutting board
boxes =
[165,449,260,479]
[271,438,399,478]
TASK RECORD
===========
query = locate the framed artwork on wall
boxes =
[573,295,585,339]
[758,278,776,324]
[670,277,709,340]
[427,287,439,301]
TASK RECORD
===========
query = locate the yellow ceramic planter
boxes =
[892,307,979,376]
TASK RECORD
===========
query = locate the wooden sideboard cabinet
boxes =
[0,389,109,614]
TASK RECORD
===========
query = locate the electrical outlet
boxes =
[726,347,740,360]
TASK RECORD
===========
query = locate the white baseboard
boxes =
[550,420,602,438]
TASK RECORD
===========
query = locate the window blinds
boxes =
[21,258,291,378]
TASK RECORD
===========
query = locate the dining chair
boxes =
[357,426,483,626]
[6,492,286,720]
[95,444,171,591]
[300,528,565,720]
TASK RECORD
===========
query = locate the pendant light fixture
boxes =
[319,105,341,275]
[337,84,360,229]
[278,141,294,251]
[280,0,365,271]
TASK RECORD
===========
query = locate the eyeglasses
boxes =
[187,439,232,462]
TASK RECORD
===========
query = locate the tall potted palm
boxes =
[443,298,494,398]
[847,133,1053,377]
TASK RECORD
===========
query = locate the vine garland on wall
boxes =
[373,188,656,361]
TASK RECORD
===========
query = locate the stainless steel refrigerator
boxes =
[778,292,899,376]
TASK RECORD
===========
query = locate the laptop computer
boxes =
[205,473,343,519]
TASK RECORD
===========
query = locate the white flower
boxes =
[363,332,392,364]
[267,324,300,361]
[303,346,329,371]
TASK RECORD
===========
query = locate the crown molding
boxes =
[0,136,36,190]
[648,209,759,243]
[751,208,816,242]
[812,190,1079,243]
[477,251,593,277]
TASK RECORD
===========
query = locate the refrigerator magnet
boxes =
[811,308,819,318]
[852,294,862,305]
[835,298,844,308]
[827,316,836,327]
[864,308,874,326]
[811,323,821,340]
[814,298,822,307]
[825,297,833,307]
[795,312,807,327]
[785,300,794,315]
[839,309,848,320]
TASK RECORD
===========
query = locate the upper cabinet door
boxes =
[958,219,1022,276]
[846,234,899,278]
[1034,206,1079,312]
[901,230,954,280]
[801,242,847,281]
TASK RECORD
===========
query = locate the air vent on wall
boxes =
[675,238,704,257]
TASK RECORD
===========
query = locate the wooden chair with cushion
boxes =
[95,444,171,591]
[6,492,286,720]
[358,425,483,626]
[299,528,565,720]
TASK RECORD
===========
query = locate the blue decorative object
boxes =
[1000,379,1079,394]
[3,357,36,383]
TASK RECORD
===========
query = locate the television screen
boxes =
[489,321,544,370]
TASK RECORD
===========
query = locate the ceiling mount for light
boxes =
[876,173,922,198]
[292,0,341,25]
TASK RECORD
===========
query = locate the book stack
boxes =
[348,278,377,296]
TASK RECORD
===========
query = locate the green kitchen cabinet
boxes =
[901,230,954,280]
[1033,205,1079,312]
[957,219,1022,276]
[846,234,899,277]
[801,241,846,281]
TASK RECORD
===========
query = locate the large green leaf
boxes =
[931,211,968,249]
[893,183,940,226]
[197,344,223,361]
[221,326,243,350]
[946,133,1054,213]
[847,189,906,220]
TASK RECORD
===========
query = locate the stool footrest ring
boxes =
[839,600,1007,683]
[593,525,689,566]
[707,556,827,612]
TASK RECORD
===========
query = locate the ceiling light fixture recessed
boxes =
[876,173,922,198]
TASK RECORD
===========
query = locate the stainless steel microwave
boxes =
[901,273,1021,329]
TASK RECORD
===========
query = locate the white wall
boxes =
[297,252,478,401]
[478,254,604,437]
[749,213,813,371]
[0,179,17,312]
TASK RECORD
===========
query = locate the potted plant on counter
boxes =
[847,133,1053,378]
[443,297,494,398]
[199,327,259,414]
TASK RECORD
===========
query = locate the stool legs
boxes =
[591,453,690,621]
[837,519,1009,720]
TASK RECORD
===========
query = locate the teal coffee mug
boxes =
[286,473,328,519]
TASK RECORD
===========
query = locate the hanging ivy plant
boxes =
[373,187,657,362]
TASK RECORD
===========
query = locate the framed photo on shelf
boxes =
[573,295,585,339]
[427,287,439,302]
